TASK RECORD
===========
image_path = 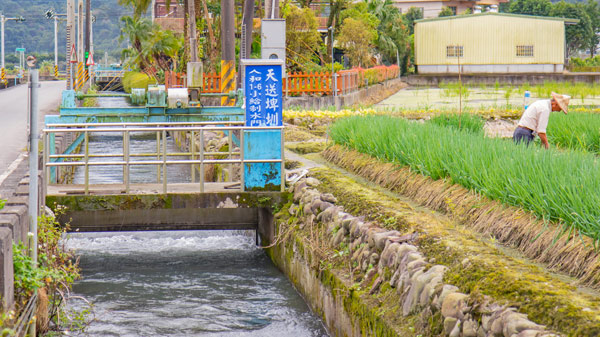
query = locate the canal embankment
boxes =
[266,163,600,336]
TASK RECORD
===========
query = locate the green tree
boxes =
[366,0,411,67]
[338,16,378,67]
[284,5,323,71]
[403,7,423,35]
[550,1,593,56]
[326,0,350,63]
[438,6,454,17]
[120,16,153,71]
[585,0,600,56]
[147,29,184,71]
[118,0,153,19]
[507,0,552,16]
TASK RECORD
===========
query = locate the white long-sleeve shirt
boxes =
[518,99,551,134]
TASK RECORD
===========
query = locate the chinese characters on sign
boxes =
[244,64,283,127]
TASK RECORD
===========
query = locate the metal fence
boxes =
[43,122,285,195]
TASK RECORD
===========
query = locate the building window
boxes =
[446,45,463,58]
[516,45,534,57]
[449,6,457,15]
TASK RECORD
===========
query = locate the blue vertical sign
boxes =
[244,64,282,127]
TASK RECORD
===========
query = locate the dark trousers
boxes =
[513,126,534,145]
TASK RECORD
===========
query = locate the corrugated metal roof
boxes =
[415,12,579,25]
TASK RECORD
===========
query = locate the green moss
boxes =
[267,202,441,337]
[46,195,171,212]
[285,142,327,155]
[305,164,600,337]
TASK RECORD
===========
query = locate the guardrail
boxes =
[43,122,285,195]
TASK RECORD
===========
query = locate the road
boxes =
[0,80,66,178]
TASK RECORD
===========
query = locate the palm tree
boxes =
[148,28,184,71]
[120,16,153,70]
[366,0,409,65]
[118,0,153,19]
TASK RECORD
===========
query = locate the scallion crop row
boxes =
[329,115,600,243]
[547,112,600,154]
[429,113,485,134]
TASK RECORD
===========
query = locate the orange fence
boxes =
[164,64,399,96]
[284,72,334,95]
[165,71,221,93]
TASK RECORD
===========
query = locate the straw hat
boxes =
[551,92,570,114]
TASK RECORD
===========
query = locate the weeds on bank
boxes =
[11,205,93,335]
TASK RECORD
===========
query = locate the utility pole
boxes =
[221,0,235,106]
[67,0,75,89]
[242,0,254,59]
[329,26,335,97]
[238,0,254,86]
[1,14,4,70]
[151,0,156,23]
[264,0,279,18]
[46,10,67,77]
[1,14,25,70]
[188,0,198,62]
[27,60,39,337]
[54,16,58,68]
[264,0,271,19]
[78,0,84,64]
[85,0,91,58]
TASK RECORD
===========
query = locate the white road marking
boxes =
[0,152,27,188]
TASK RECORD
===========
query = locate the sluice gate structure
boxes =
[44,61,286,244]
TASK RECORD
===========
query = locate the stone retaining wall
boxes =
[269,175,560,337]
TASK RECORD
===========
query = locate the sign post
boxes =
[69,43,77,90]
[241,59,284,191]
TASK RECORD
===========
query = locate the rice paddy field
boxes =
[377,82,600,110]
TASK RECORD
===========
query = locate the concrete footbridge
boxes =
[44,60,286,245]
[94,65,125,91]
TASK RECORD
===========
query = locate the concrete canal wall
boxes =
[0,171,45,310]
[0,132,73,310]
[267,176,563,337]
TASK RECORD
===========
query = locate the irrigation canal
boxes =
[63,96,329,336]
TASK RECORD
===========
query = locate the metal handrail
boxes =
[44,125,279,133]
[43,123,285,195]
[45,121,245,128]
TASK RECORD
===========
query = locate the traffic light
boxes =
[45,9,54,19]
[17,16,25,22]
[84,51,89,69]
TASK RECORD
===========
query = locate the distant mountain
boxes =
[0,0,137,65]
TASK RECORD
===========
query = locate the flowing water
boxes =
[65,96,329,336]
[65,231,328,336]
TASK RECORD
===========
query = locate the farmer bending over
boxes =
[513,92,570,149]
